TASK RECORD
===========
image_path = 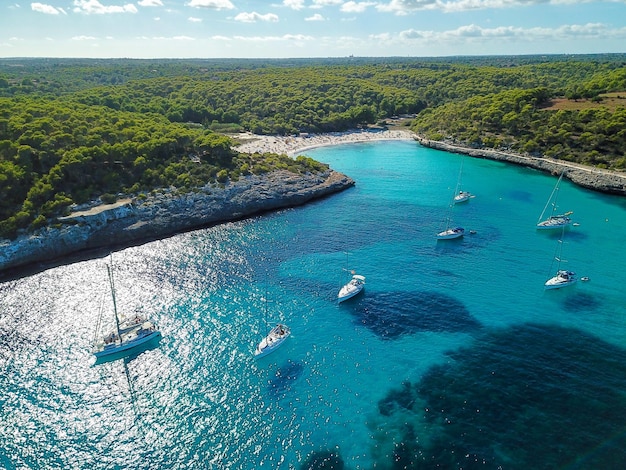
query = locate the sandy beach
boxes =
[233,128,416,156]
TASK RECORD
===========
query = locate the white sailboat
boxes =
[453,158,474,204]
[254,292,290,358]
[536,172,572,230]
[437,160,468,239]
[337,252,365,302]
[93,263,162,360]
[544,227,577,290]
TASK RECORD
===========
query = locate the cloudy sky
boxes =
[1,0,625,58]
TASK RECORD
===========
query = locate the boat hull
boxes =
[544,271,577,289]
[544,279,577,289]
[337,285,364,303]
[337,275,365,303]
[536,219,571,230]
[255,325,290,358]
[436,227,465,240]
[94,330,162,358]
[453,192,471,204]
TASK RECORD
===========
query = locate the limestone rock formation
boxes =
[0,170,354,276]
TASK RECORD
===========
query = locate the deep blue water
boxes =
[2,140,626,469]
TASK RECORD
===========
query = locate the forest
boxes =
[1,55,625,240]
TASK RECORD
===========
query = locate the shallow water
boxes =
[2,140,626,469]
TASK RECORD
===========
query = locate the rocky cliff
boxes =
[0,169,354,277]
[416,137,626,196]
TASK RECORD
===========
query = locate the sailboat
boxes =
[437,159,468,239]
[453,158,474,204]
[544,227,577,289]
[337,252,365,303]
[536,171,572,230]
[254,291,290,358]
[93,263,162,360]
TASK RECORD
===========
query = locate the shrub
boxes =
[100,193,117,204]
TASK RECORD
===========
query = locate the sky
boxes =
[1,0,625,59]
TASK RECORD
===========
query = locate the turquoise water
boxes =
[2,140,626,469]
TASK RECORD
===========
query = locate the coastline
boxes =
[0,169,354,280]
[235,128,626,196]
[3,127,625,279]
[414,136,626,196]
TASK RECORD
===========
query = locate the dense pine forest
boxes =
[1,55,625,240]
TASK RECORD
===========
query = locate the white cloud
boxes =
[311,0,343,6]
[188,16,203,22]
[72,35,98,40]
[138,35,195,40]
[234,12,279,23]
[341,1,376,13]
[376,0,611,15]
[186,0,234,9]
[232,34,314,42]
[138,0,163,6]
[31,3,67,14]
[389,22,626,47]
[305,13,325,20]
[283,0,305,9]
[73,0,138,14]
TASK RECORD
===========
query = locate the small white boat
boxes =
[93,264,161,360]
[453,190,473,204]
[544,270,577,290]
[537,172,572,230]
[544,227,577,290]
[255,324,290,358]
[436,226,465,240]
[338,274,366,303]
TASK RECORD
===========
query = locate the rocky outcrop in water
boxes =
[0,169,354,277]
[416,137,626,196]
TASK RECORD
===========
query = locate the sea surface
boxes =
[2,140,626,469]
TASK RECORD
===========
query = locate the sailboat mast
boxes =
[538,172,564,223]
[107,264,122,339]
[456,158,464,193]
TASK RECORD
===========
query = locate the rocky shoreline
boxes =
[415,136,626,196]
[0,169,354,279]
[3,129,625,280]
